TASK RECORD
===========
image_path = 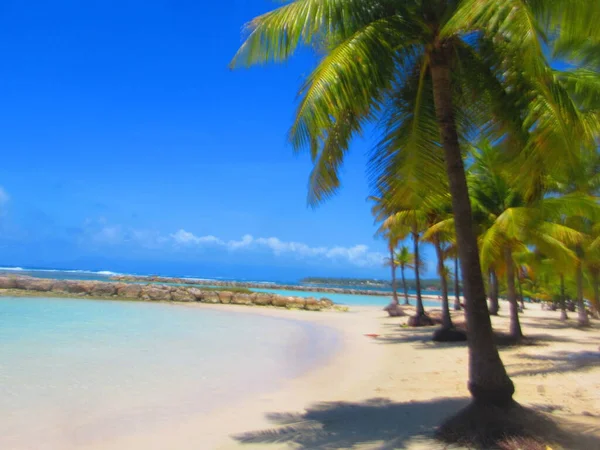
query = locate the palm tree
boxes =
[231,0,600,434]
[381,226,403,306]
[471,142,594,339]
[550,153,600,326]
[422,199,457,331]
[395,246,414,306]
[371,196,411,315]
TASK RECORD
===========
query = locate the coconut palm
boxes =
[422,198,457,331]
[549,153,600,325]
[383,193,432,324]
[395,246,414,306]
[380,224,407,306]
[371,195,411,315]
[231,0,600,435]
[471,141,599,338]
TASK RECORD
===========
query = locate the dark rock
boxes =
[0,277,17,289]
[117,284,142,299]
[252,293,272,306]
[407,314,436,327]
[171,289,195,302]
[50,281,69,293]
[319,297,334,307]
[433,327,468,342]
[286,297,306,309]
[272,296,289,307]
[188,288,205,301]
[64,281,93,295]
[202,294,221,304]
[24,278,54,292]
[142,287,172,301]
[90,283,117,297]
[218,291,233,304]
[305,297,321,311]
[231,294,254,305]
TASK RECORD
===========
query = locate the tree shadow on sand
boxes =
[507,349,600,377]
[234,397,467,449]
[233,397,600,449]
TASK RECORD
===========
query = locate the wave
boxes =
[0,267,121,276]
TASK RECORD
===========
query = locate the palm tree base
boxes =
[432,327,467,342]
[407,314,435,327]
[437,400,557,448]
[383,303,406,317]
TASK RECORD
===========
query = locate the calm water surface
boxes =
[0,296,338,448]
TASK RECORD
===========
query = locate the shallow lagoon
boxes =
[0,296,338,448]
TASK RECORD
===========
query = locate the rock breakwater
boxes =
[0,276,342,311]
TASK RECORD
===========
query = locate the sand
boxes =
[82,302,600,450]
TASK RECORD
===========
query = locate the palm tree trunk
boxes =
[575,249,589,326]
[559,274,568,321]
[413,227,425,316]
[390,245,398,305]
[401,264,410,305]
[504,247,523,339]
[517,274,525,310]
[435,238,453,329]
[591,270,600,319]
[489,269,499,316]
[454,256,461,311]
[431,50,514,406]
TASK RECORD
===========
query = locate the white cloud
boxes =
[83,220,386,268]
[170,229,385,267]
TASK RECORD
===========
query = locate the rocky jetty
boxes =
[110,274,393,297]
[0,276,342,311]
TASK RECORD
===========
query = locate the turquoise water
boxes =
[0,296,338,448]
[250,288,443,308]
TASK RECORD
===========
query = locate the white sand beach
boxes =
[75,302,600,450]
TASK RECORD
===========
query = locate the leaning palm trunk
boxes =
[454,256,461,311]
[431,51,514,406]
[401,264,410,305]
[560,274,569,321]
[504,247,523,339]
[389,246,399,306]
[413,227,425,317]
[489,270,500,316]
[435,238,453,329]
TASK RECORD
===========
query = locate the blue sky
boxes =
[0,0,436,281]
